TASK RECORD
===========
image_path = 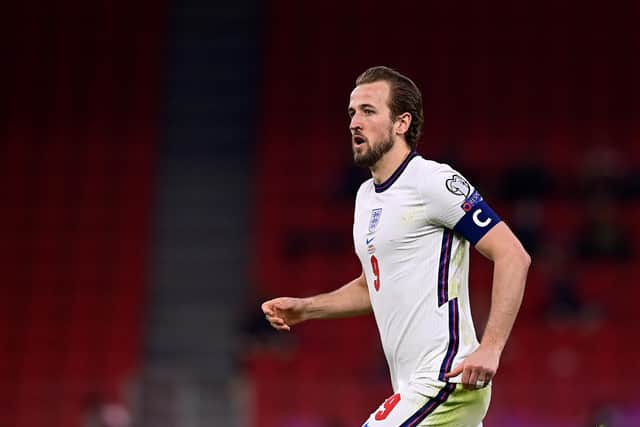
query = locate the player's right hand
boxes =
[261,297,308,332]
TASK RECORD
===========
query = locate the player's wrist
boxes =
[299,297,316,321]
[478,340,504,358]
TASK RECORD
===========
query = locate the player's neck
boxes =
[370,143,412,184]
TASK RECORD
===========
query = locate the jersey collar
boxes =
[374,151,418,193]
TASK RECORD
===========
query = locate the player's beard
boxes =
[353,131,395,168]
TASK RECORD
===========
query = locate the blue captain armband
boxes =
[452,190,501,245]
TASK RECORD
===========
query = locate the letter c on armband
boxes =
[472,209,492,228]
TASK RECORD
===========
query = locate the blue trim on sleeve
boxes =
[453,199,501,245]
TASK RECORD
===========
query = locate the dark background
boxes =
[1,1,639,426]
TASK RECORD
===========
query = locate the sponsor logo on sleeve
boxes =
[461,190,483,212]
[445,174,471,197]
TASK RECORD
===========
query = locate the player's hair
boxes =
[355,66,424,150]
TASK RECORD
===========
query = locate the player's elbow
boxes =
[493,236,531,272]
[521,248,532,269]
[510,243,531,271]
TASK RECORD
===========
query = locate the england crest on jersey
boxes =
[368,208,382,233]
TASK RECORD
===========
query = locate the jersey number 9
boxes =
[370,255,381,291]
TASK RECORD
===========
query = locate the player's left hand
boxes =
[444,345,500,390]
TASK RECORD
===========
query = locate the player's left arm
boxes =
[419,164,530,389]
[446,221,531,389]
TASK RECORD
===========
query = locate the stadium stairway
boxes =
[139,1,261,426]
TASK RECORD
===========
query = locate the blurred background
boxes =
[1,1,639,426]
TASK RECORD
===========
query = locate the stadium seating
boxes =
[0,141,155,427]
[1,2,162,426]
[252,3,640,424]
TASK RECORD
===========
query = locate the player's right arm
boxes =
[261,272,371,331]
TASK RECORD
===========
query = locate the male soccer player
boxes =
[262,66,530,426]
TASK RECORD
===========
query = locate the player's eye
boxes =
[364,109,374,115]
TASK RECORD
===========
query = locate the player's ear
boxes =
[394,112,412,136]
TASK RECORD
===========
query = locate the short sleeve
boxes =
[417,162,501,245]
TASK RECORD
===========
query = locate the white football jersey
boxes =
[353,152,500,395]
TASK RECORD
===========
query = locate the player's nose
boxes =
[349,113,363,131]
